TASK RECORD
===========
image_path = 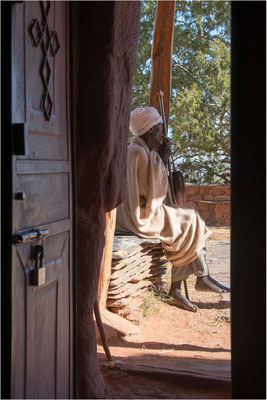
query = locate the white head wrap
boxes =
[130,107,163,137]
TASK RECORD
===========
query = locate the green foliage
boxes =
[131,1,157,110]
[132,1,231,183]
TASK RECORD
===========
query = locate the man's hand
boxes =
[158,137,172,165]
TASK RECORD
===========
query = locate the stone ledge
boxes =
[113,233,161,259]
[199,200,230,204]
[95,308,141,342]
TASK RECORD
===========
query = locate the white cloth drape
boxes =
[116,137,211,267]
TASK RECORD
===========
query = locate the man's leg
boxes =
[169,263,198,312]
[193,248,230,293]
[168,247,230,312]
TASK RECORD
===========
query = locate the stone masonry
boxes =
[185,184,230,226]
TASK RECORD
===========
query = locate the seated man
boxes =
[116,106,230,312]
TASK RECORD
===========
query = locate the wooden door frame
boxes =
[69,3,77,397]
[1,2,12,398]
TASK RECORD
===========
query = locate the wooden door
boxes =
[11,2,72,398]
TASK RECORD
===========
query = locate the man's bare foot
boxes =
[168,289,198,312]
[195,275,230,293]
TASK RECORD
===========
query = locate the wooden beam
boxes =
[149,1,176,129]
[97,209,117,310]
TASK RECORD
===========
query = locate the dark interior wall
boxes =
[231,2,266,398]
[1,2,12,398]
[71,2,140,397]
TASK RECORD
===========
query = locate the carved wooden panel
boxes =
[12,232,71,399]
[29,1,61,121]
[11,2,72,398]
[12,1,68,160]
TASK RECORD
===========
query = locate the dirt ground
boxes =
[98,227,231,399]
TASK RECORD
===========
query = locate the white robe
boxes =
[116,137,211,267]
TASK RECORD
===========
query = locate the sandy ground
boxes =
[98,227,231,399]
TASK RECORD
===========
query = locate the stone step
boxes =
[94,308,141,342]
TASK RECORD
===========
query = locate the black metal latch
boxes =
[13,228,49,244]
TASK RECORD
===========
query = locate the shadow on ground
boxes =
[98,351,231,399]
[100,335,230,353]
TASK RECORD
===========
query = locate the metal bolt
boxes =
[15,191,26,201]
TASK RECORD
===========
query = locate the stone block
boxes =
[199,188,208,195]
[95,308,140,340]
[207,189,215,195]
[189,194,202,201]
[215,203,228,211]
[185,186,199,195]
[197,202,210,211]
[199,210,210,220]
[204,194,215,201]
[208,188,220,195]
[184,184,230,225]
[215,210,225,220]
[185,201,196,208]
[215,195,229,201]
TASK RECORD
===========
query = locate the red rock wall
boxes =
[72,2,140,398]
[185,184,230,226]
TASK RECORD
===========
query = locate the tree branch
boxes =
[173,62,192,75]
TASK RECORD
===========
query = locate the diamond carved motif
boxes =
[41,57,51,88]
[50,31,60,57]
[30,19,42,47]
[29,1,60,121]
[41,91,53,121]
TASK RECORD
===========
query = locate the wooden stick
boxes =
[157,91,177,204]
[94,300,113,361]
[183,280,190,301]
[97,209,117,309]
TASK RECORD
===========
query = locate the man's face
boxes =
[151,123,163,147]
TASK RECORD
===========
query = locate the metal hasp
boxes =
[13,228,49,244]
[31,244,46,286]
[29,1,60,120]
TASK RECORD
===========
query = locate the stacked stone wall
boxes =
[185,184,230,226]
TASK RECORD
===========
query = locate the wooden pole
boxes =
[97,208,117,310]
[149,1,176,129]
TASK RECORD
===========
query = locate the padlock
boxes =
[32,245,46,286]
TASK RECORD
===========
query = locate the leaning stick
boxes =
[157,90,177,205]
[94,300,113,361]
[157,90,177,172]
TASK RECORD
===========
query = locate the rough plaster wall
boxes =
[72,2,140,398]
